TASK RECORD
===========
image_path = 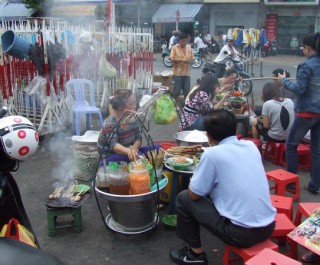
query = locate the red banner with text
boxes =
[265,14,278,41]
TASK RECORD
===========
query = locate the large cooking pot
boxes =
[174,130,209,146]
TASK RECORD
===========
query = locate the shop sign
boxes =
[265,14,278,41]
[51,5,95,16]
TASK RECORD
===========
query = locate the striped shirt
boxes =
[97,115,142,157]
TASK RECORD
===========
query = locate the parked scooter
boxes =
[203,54,253,96]
[162,48,203,68]
[262,41,277,57]
[0,107,65,265]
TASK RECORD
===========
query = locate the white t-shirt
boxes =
[194,36,207,49]
[169,35,175,49]
[214,44,238,63]
[203,34,212,43]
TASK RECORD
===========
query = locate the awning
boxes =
[0,3,35,19]
[152,4,202,23]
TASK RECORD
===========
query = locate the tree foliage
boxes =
[21,0,54,15]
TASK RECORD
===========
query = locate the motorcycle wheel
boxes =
[163,55,172,67]
[236,79,253,96]
[192,57,202,68]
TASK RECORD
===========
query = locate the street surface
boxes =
[12,54,315,265]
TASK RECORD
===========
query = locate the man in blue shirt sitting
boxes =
[169,109,276,265]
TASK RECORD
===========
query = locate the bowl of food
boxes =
[168,156,194,170]
[174,130,208,146]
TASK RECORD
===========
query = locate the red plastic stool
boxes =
[270,194,294,220]
[263,141,285,165]
[241,138,262,155]
[245,248,302,265]
[266,169,300,201]
[294,202,320,226]
[278,144,311,171]
[222,239,279,265]
[272,213,297,259]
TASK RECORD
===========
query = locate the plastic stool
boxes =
[222,239,279,265]
[266,169,300,201]
[270,194,293,219]
[241,138,262,154]
[272,213,297,259]
[294,202,320,226]
[245,248,302,265]
[263,141,284,165]
[47,207,82,237]
[278,144,311,171]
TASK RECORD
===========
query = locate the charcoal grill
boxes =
[45,194,90,208]
[45,194,90,236]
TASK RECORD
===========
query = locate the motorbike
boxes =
[262,41,277,57]
[203,54,253,96]
[0,107,65,265]
[153,37,167,53]
[162,48,203,69]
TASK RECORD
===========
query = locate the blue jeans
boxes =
[173,76,190,99]
[286,116,320,192]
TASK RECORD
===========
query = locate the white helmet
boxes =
[0,116,39,161]
[227,35,234,41]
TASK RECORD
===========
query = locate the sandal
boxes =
[301,252,320,263]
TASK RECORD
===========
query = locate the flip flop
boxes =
[301,252,320,263]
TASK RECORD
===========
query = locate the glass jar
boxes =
[129,162,150,195]
[107,167,130,195]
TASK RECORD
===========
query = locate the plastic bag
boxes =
[153,94,177,124]
[0,218,37,248]
[24,76,58,107]
[98,54,117,79]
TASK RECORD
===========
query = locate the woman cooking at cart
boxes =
[97,89,159,163]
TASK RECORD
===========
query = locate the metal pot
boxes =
[174,130,208,146]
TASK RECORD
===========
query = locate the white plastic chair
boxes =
[65,79,103,135]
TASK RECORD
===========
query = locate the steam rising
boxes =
[47,133,74,188]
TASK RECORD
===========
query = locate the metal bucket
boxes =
[1,30,30,60]
[95,176,167,232]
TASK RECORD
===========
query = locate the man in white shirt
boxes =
[193,33,207,51]
[169,31,179,49]
[213,35,245,78]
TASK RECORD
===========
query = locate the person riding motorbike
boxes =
[169,31,180,49]
[213,35,246,78]
[193,32,207,57]
[0,107,65,265]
